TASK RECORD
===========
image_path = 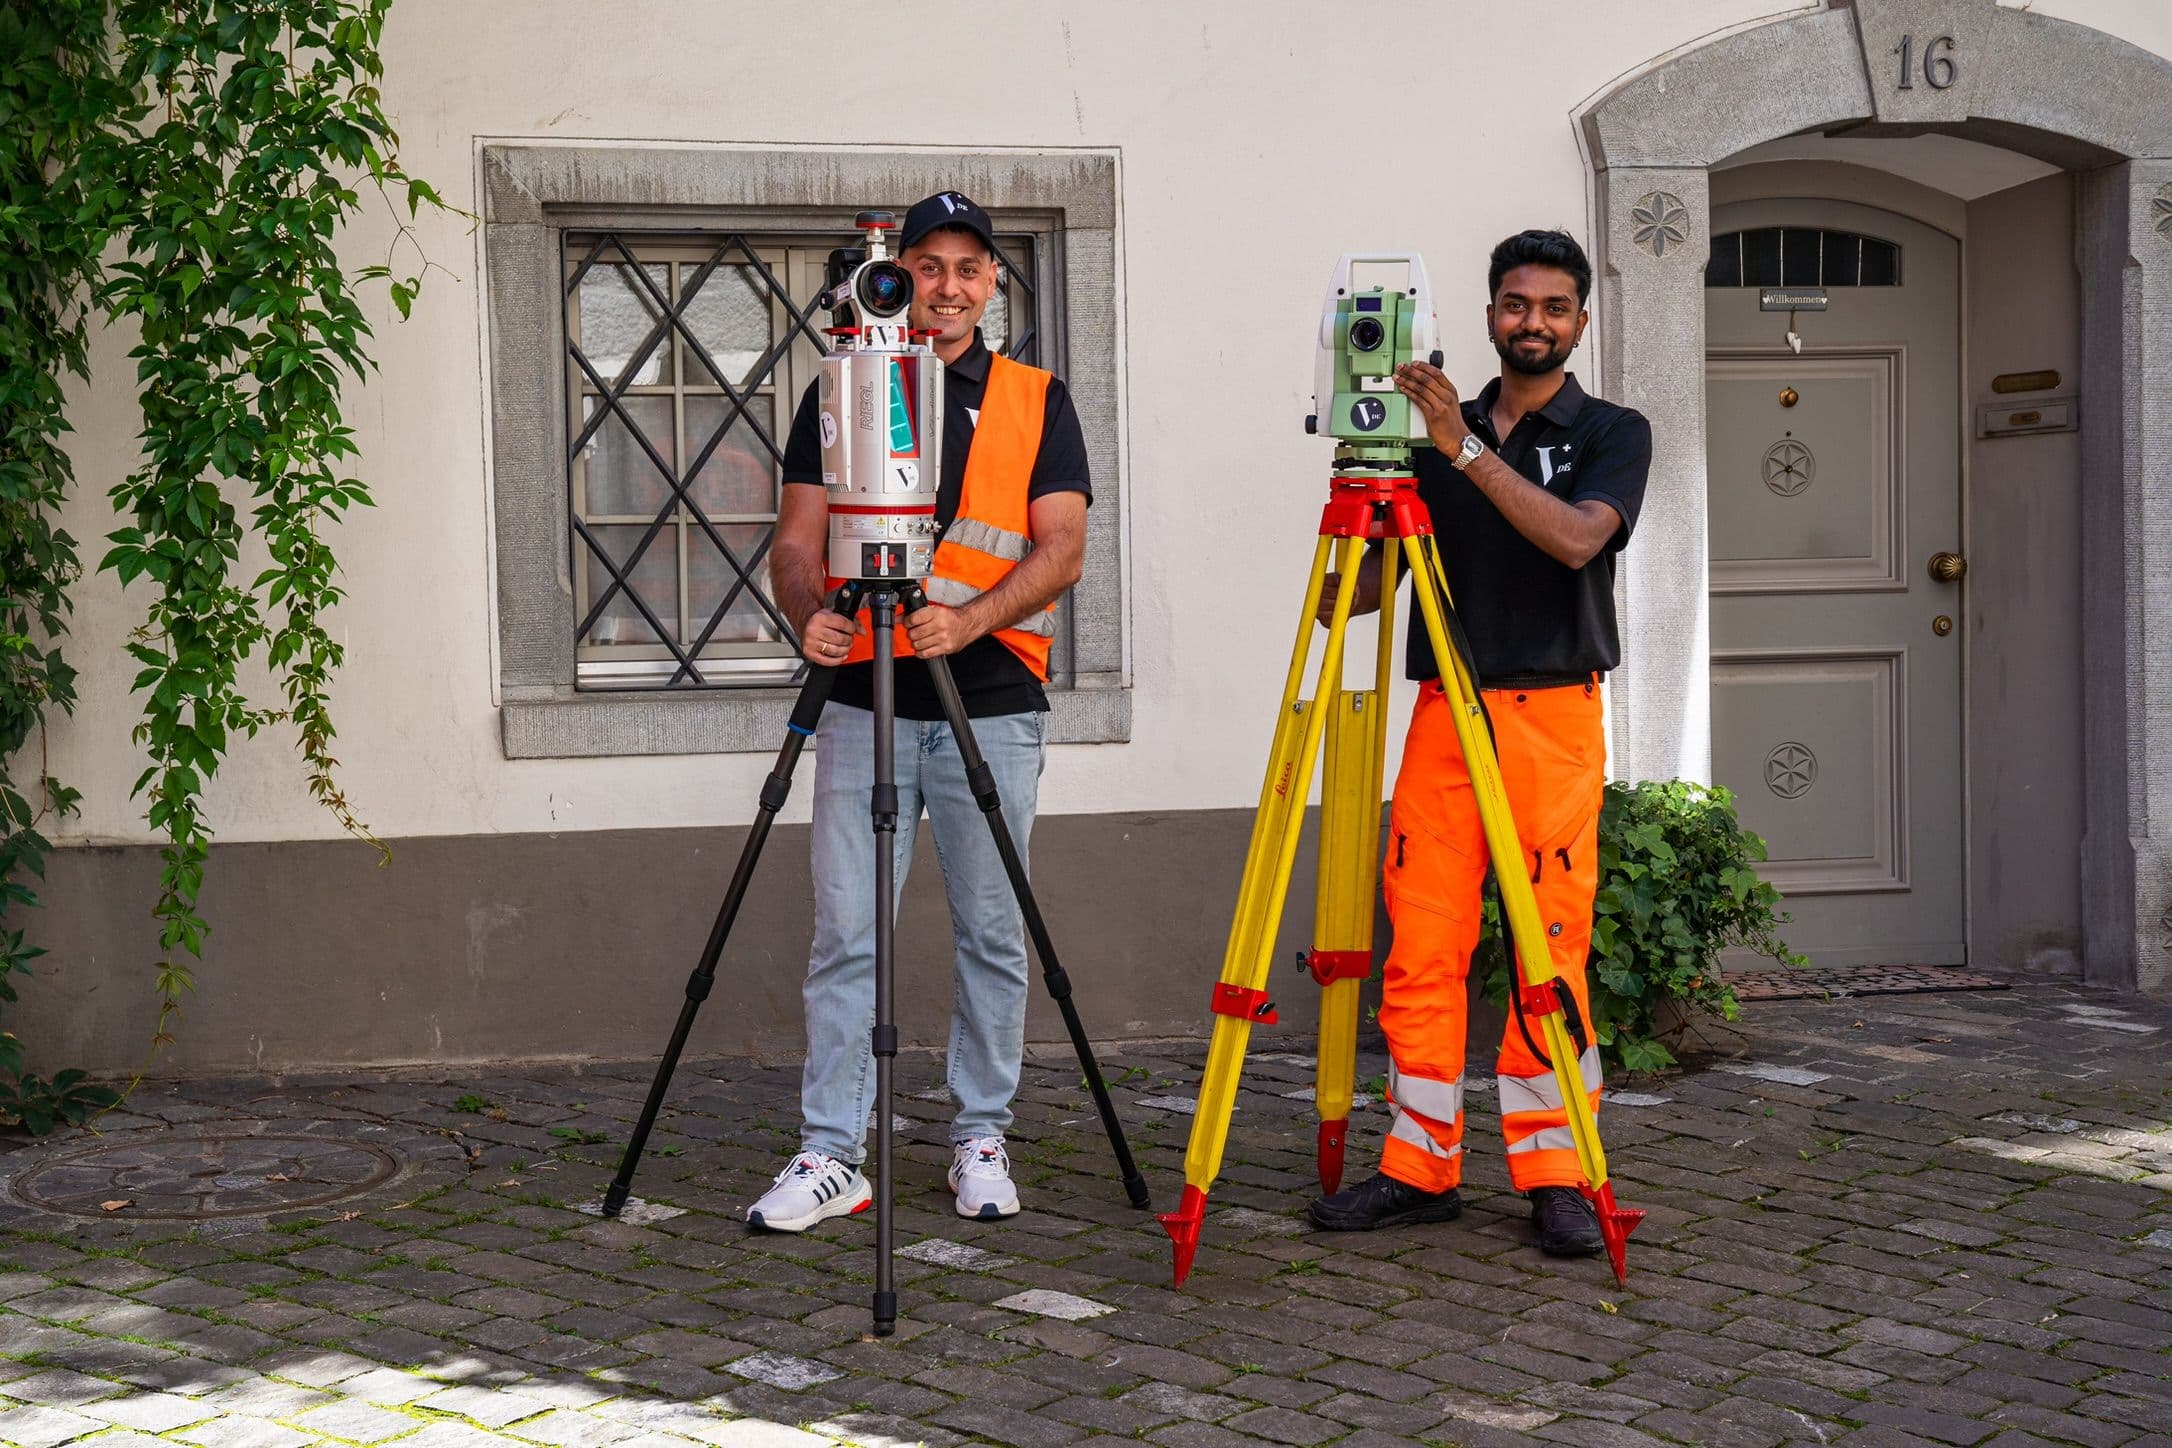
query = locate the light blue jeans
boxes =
[801,703,1047,1165]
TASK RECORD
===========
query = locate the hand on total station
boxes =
[800,608,860,666]
[1315,569,1380,627]
[904,602,980,658]
[1395,361,1472,454]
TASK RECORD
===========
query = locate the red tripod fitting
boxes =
[1319,472,1433,541]
[1209,982,1278,1024]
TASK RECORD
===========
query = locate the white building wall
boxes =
[46,0,2169,849]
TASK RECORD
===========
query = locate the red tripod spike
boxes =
[1586,1180,1646,1286]
[1317,1119,1348,1196]
[1159,1184,1209,1287]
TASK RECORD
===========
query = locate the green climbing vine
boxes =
[1,0,443,1113]
[0,1,124,1128]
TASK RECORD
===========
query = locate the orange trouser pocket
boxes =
[1378,679,1607,1192]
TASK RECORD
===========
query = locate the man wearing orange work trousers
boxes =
[1308,230,1651,1256]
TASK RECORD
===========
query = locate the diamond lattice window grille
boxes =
[564,226,1042,690]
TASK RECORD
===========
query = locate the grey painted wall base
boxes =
[19,811,1369,1077]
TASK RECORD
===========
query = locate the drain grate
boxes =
[1730,964,2010,1002]
[9,1128,402,1220]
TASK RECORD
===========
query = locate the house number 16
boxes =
[1895,33,1958,89]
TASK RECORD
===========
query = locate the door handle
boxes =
[1928,551,1967,583]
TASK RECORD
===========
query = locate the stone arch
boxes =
[1574,0,2172,992]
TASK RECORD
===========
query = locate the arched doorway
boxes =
[1575,0,2172,992]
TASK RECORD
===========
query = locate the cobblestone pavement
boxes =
[3,979,2169,1448]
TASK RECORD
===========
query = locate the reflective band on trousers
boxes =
[1389,1111,1462,1159]
[943,517,1032,563]
[1388,1063,1464,1123]
[1497,1047,1604,1117]
[1507,1125,1580,1156]
[923,575,1057,636]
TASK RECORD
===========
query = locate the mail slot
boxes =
[1977,396,2077,438]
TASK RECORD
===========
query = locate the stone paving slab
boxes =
[2,980,2169,1448]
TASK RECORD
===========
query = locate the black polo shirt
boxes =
[1404,372,1650,685]
[781,332,1090,718]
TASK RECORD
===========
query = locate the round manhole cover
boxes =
[10,1131,402,1220]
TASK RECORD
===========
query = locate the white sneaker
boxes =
[746,1150,871,1233]
[948,1136,1022,1219]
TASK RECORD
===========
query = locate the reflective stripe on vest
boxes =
[934,352,1056,676]
[925,575,1057,635]
[942,516,1031,564]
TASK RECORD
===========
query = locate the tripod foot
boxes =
[1159,1184,1209,1287]
[1316,1119,1348,1197]
[1122,1168,1153,1211]
[601,1181,630,1220]
[1585,1180,1645,1286]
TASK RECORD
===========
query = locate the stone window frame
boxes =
[482,144,1129,757]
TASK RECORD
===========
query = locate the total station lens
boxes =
[858,261,912,318]
[1349,317,1386,353]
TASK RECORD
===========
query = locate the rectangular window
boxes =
[483,145,1127,756]
[563,227,1046,690]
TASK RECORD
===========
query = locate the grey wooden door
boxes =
[1705,199,1965,966]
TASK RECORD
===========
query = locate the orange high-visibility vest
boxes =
[829,353,1057,680]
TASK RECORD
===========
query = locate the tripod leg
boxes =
[869,592,901,1338]
[605,583,861,1219]
[1309,687,1380,1196]
[1310,535,1400,1192]
[1404,539,1642,1282]
[1163,533,1370,1285]
[906,593,1152,1212]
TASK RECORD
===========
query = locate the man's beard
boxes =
[1494,331,1572,376]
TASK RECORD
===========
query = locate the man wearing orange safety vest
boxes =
[1308,230,1651,1257]
[751,192,1092,1233]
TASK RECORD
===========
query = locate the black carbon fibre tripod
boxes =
[605,580,1150,1337]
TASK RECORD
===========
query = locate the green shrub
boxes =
[1475,779,1803,1074]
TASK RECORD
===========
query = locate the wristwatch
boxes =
[1450,434,1485,471]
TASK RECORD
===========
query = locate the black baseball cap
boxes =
[899,190,997,255]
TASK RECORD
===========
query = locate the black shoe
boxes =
[1529,1186,1604,1257]
[1308,1174,1463,1232]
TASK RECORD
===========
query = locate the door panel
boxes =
[1711,648,1903,892]
[1709,354,1897,591]
[1706,199,1963,966]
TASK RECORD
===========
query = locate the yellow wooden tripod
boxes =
[1157,464,1643,1286]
